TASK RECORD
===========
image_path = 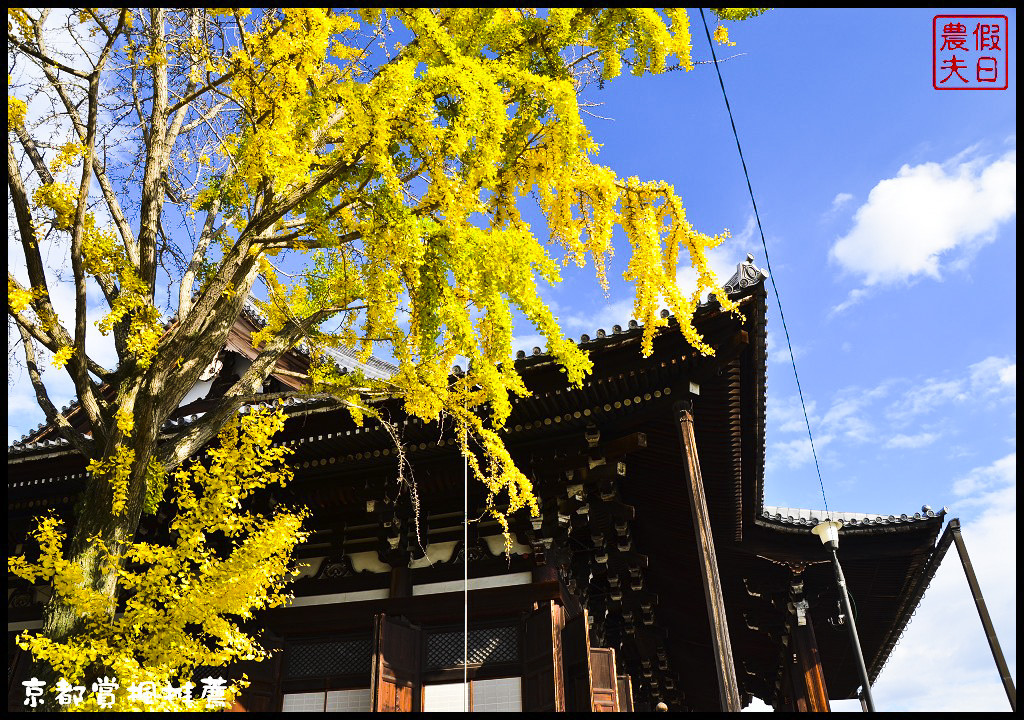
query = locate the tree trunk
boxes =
[32,387,160,709]
[29,264,264,708]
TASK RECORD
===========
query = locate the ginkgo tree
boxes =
[11,407,302,710]
[8,7,760,710]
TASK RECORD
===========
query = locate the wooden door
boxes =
[617,674,634,712]
[522,601,565,712]
[371,614,422,712]
[562,609,592,712]
[590,647,619,712]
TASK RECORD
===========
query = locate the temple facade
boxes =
[7,256,949,712]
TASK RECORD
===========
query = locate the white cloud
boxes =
[830,192,854,211]
[766,436,821,472]
[766,383,890,471]
[560,297,635,336]
[888,355,1016,422]
[969,356,1016,392]
[766,333,806,365]
[829,149,1016,309]
[953,452,1015,497]
[821,389,884,443]
[884,432,939,449]
[509,333,546,356]
[999,364,1015,386]
[890,378,967,419]
[768,393,816,435]
[828,287,869,316]
[767,352,1018,473]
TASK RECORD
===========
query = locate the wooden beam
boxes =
[708,329,750,371]
[537,431,649,474]
[674,402,741,712]
[267,580,563,634]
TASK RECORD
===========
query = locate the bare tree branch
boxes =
[8,141,57,310]
[166,69,239,117]
[177,97,231,135]
[15,323,97,458]
[7,276,113,379]
[176,197,221,319]
[30,12,140,266]
[7,34,92,79]
[11,123,55,184]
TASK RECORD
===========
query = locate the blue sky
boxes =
[540,8,1017,712]
[8,8,1015,712]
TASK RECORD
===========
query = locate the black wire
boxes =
[698,8,829,515]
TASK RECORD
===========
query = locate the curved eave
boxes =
[754,511,946,536]
[726,274,950,704]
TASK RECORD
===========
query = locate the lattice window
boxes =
[286,637,372,678]
[425,626,519,670]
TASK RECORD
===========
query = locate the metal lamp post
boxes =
[812,520,876,713]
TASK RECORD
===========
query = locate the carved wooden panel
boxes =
[590,647,619,712]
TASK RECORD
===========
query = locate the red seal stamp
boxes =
[933,15,1009,90]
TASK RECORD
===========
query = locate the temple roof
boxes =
[7,254,951,711]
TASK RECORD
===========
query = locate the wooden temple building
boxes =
[8,255,951,712]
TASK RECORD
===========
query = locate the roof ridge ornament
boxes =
[723,253,769,296]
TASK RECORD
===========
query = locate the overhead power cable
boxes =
[698,8,830,515]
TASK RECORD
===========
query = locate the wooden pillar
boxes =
[674,402,741,712]
[389,565,411,598]
[950,520,1017,712]
[793,605,831,712]
[786,642,809,712]
[775,647,795,711]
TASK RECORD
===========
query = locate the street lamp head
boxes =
[812,519,844,549]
